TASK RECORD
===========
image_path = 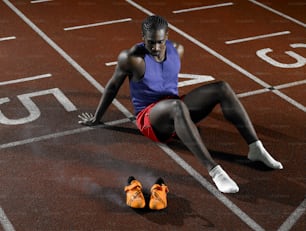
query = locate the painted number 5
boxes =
[0,88,77,125]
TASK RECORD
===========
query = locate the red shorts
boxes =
[136,101,160,142]
[136,96,184,142]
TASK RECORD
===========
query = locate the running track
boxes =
[0,0,305,230]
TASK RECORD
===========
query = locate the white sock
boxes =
[248,140,283,169]
[209,165,239,193]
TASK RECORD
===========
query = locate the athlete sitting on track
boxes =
[79,15,283,199]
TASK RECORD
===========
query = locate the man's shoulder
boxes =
[118,44,145,65]
[121,44,146,58]
[117,44,146,74]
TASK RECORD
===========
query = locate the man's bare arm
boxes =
[78,50,131,125]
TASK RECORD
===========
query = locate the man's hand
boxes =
[78,112,101,126]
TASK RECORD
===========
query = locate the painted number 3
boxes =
[0,88,77,125]
[257,43,306,68]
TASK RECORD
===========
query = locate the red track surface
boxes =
[0,0,305,230]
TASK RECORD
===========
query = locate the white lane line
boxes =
[3,0,133,119]
[0,73,52,86]
[126,0,305,113]
[278,198,306,231]
[105,61,118,66]
[0,36,16,42]
[237,88,269,98]
[249,0,306,28]
[30,0,53,3]
[275,79,306,90]
[237,79,306,98]
[225,31,291,44]
[0,207,15,231]
[0,118,131,149]
[64,18,132,31]
[173,2,233,14]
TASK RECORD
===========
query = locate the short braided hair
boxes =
[141,15,168,35]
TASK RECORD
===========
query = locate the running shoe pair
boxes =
[124,176,169,210]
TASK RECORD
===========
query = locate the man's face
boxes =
[143,28,168,61]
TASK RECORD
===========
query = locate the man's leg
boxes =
[183,81,258,144]
[149,99,216,170]
[183,81,282,169]
[149,99,239,193]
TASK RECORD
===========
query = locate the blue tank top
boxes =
[129,40,181,115]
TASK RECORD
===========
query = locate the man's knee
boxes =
[216,80,234,97]
[217,80,230,90]
[171,100,189,117]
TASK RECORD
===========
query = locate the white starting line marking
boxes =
[0,207,15,231]
[64,18,132,31]
[0,73,52,86]
[225,31,291,44]
[249,0,306,28]
[30,0,53,3]
[0,36,16,42]
[0,117,131,149]
[173,2,233,14]
[275,79,306,90]
[237,79,306,98]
